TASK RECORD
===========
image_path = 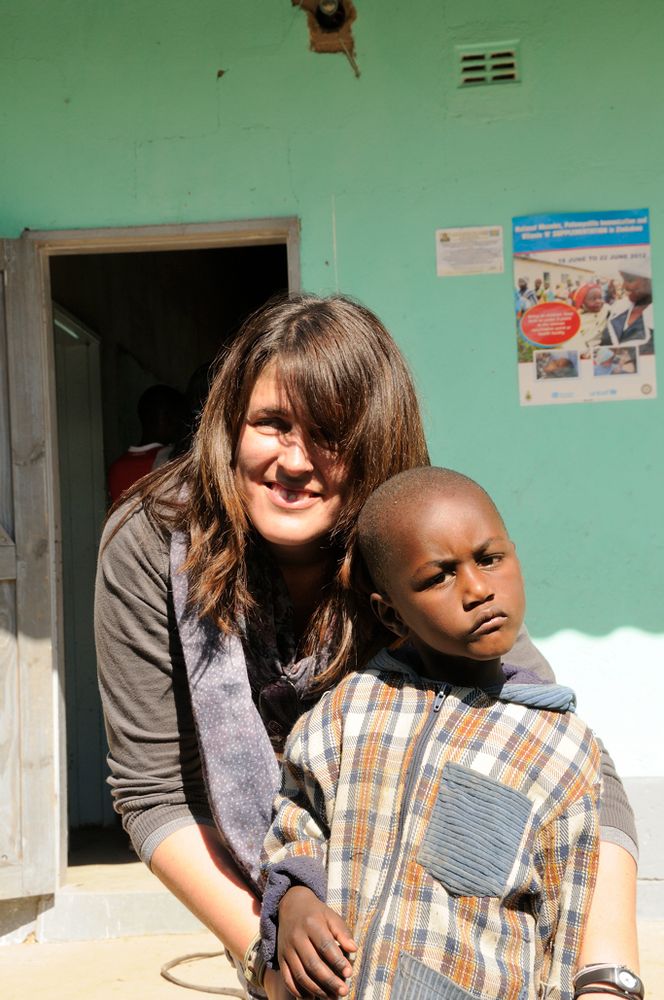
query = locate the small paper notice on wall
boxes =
[436,225,504,276]
[513,209,656,406]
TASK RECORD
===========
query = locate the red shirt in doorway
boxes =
[108,443,165,503]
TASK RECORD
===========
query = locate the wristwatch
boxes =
[574,964,644,999]
[242,932,267,989]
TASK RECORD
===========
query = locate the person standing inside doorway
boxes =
[107,383,186,503]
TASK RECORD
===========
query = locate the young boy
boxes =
[260,467,601,1000]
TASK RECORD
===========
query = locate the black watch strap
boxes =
[574,965,644,999]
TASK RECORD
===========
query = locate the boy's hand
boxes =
[277,885,358,998]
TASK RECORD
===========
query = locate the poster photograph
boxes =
[513,209,655,405]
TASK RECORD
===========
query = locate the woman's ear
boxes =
[370,592,409,639]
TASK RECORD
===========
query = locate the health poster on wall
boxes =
[513,209,655,405]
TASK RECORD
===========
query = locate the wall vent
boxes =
[456,42,520,87]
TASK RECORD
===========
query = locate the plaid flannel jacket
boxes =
[261,650,601,1000]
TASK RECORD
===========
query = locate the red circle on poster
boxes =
[520,302,581,346]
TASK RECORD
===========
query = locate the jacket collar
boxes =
[372,646,576,713]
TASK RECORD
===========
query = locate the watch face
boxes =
[619,970,639,990]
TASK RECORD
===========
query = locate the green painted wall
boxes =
[2,0,662,636]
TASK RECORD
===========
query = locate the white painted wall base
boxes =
[36,885,204,942]
[537,631,663,920]
[625,778,664,920]
[0,886,202,945]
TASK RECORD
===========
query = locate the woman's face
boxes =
[234,367,348,561]
[583,287,604,313]
[622,274,652,305]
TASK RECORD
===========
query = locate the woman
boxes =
[96,294,639,999]
[566,282,610,357]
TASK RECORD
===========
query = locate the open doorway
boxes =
[48,240,290,861]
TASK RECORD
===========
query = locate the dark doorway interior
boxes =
[51,245,288,464]
[49,243,289,846]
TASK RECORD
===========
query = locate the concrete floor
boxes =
[0,930,240,1000]
[2,922,663,1000]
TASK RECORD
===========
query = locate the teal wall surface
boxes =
[1,0,662,638]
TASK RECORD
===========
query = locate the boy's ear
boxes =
[370,592,409,639]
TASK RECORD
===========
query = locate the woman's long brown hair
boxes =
[110,293,429,687]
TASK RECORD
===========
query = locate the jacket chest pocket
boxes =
[418,762,533,898]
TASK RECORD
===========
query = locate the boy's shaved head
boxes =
[358,467,505,594]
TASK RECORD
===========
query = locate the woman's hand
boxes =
[277,886,357,998]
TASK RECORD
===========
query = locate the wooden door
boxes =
[0,237,62,899]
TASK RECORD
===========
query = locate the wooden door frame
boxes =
[5,217,300,896]
[27,216,301,281]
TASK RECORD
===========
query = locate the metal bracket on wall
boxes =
[292,0,360,78]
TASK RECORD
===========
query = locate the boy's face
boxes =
[373,491,525,669]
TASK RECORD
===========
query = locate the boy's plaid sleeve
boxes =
[536,789,600,1000]
[260,688,342,966]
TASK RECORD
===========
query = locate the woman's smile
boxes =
[266,482,323,508]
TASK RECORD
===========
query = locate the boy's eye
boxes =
[478,553,502,568]
[425,568,454,588]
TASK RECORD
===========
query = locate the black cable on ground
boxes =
[160,950,246,996]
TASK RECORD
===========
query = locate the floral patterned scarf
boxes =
[170,529,327,890]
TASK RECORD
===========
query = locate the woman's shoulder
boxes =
[103,499,169,546]
[99,499,173,582]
